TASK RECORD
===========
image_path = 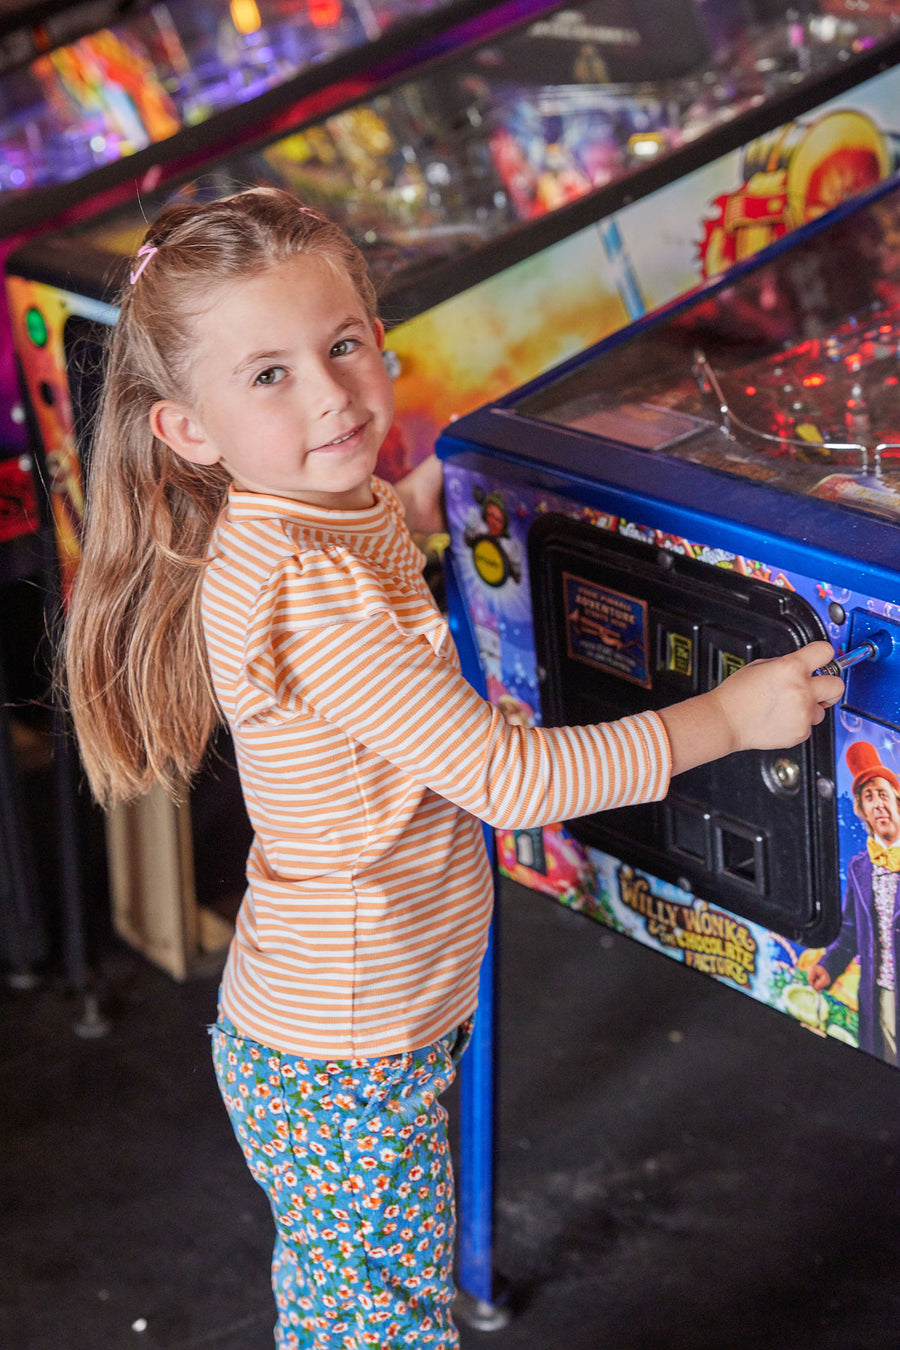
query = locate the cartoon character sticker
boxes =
[699,110,893,277]
[463,486,523,588]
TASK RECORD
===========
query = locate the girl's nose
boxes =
[310,361,350,415]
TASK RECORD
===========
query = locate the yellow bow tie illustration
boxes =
[867,836,900,872]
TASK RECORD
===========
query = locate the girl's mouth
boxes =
[314,421,365,450]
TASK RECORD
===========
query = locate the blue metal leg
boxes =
[455,862,509,1329]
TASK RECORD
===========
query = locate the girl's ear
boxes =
[149,400,219,466]
[374,318,385,351]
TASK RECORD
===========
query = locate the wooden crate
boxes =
[105,786,236,980]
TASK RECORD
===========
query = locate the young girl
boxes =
[64,187,842,1349]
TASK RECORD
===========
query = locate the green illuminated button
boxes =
[25,307,48,348]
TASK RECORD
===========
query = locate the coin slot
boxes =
[715,819,766,891]
[665,798,711,865]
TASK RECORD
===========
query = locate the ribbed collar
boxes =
[224,477,423,574]
[226,477,397,541]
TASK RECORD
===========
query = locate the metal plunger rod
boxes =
[816,628,894,677]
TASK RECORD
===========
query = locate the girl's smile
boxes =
[150,252,395,511]
[309,420,369,452]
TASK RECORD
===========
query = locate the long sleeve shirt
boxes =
[201,480,671,1057]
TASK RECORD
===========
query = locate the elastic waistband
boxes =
[213,1000,472,1070]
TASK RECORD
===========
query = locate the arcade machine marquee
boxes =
[438,174,900,1074]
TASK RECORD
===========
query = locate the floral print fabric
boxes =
[211,1009,471,1347]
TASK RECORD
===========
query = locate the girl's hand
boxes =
[659,640,843,776]
[712,641,843,752]
[393,454,446,537]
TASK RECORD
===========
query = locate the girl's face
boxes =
[152,253,393,511]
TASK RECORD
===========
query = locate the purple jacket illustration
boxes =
[819,850,900,1059]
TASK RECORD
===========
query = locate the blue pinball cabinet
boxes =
[439,172,900,1318]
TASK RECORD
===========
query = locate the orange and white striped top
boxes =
[202,480,671,1057]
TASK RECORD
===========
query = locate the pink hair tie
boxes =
[129,244,158,284]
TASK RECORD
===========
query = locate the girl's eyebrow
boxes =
[230,316,368,377]
[331,313,368,335]
[231,348,290,377]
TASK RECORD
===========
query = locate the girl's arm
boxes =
[391,454,446,537]
[271,602,840,829]
[658,642,842,775]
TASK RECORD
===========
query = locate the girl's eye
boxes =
[254,366,286,386]
[331,337,361,358]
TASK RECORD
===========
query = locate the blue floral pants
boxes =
[211,1009,471,1348]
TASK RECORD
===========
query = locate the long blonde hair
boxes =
[64,187,378,805]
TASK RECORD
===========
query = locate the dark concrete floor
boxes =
[3,877,900,1350]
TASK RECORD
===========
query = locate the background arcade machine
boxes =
[10,2,900,488]
[437,170,900,1319]
[0,0,540,609]
[0,0,519,482]
[0,0,551,1001]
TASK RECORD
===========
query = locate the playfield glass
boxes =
[513,181,900,524]
[35,0,900,285]
[0,0,459,195]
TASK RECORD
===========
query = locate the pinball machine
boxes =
[437,169,900,1316]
